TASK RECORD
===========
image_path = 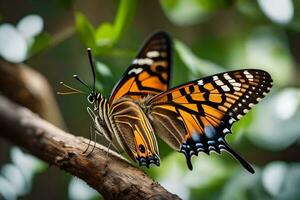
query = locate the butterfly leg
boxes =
[82,125,94,154]
[87,127,98,156]
[103,142,113,165]
[83,107,98,155]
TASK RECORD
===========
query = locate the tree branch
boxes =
[0,95,180,200]
[0,60,65,128]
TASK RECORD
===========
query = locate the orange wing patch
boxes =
[109,32,172,105]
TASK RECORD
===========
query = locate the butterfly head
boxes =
[87,92,96,104]
[87,91,103,107]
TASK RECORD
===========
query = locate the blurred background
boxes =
[0,0,300,199]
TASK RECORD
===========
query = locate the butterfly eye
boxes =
[87,94,94,103]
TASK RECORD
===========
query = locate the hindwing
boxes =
[108,32,172,105]
[109,98,160,167]
[146,69,273,173]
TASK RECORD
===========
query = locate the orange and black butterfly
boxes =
[61,32,273,174]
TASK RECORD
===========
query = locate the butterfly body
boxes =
[88,93,160,167]
[70,32,273,173]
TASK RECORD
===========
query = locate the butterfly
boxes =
[61,31,273,174]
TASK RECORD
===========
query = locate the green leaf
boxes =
[160,0,208,26]
[113,0,137,42]
[95,22,115,46]
[229,110,254,143]
[95,0,137,46]
[27,33,51,57]
[75,12,96,49]
[160,0,180,10]
[196,0,236,11]
[160,0,235,26]
[76,1,137,55]
[175,39,224,78]
[96,61,112,77]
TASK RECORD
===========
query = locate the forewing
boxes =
[147,69,273,173]
[110,99,160,167]
[108,32,172,105]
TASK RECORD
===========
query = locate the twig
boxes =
[0,95,181,200]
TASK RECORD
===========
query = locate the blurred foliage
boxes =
[0,148,46,200]
[160,0,236,26]
[0,0,300,200]
[75,0,137,55]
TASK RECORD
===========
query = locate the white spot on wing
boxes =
[231,82,241,87]
[249,103,255,107]
[244,70,250,75]
[215,80,223,86]
[198,80,204,85]
[221,85,230,91]
[133,58,153,65]
[229,118,235,124]
[128,68,143,75]
[234,87,241,91]
[224,73,231,80]
[223,128,230,134]
[246,74,254,79]
[146,51,160,58]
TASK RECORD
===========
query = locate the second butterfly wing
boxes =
[108,31,172,105]
[146,69,273,173]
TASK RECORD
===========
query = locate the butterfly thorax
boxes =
[90,94,114,143]
[94,96,160,167]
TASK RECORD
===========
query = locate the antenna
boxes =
[73,74,92,91]
[57,81,85,95]
[87,48,96,92]
[59,48,97,95]
[57,91,82,95]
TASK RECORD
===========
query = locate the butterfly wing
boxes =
[110,98,160,167]
[108,31,172,105]
[146,69,273,173]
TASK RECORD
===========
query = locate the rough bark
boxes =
[0,96,180,200]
